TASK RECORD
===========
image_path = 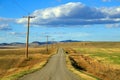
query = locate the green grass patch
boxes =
[75,48,120,64]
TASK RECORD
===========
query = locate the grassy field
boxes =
[63,42,120,80]
[0,46,56,80]
[75,48,120,65]
[0,42,120,80]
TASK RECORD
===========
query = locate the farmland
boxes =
[0,42,120,80]
[63,42,120,80]
[75,48,120,65]
[0,46,56,80]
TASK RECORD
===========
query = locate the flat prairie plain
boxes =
[0,46,56,80]
[62,42,120,80]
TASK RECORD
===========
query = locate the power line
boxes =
[13,0,30,14]
[12,0,35,58]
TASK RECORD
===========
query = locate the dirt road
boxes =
[19,48,81,80]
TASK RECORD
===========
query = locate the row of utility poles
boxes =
[24,16,54,58]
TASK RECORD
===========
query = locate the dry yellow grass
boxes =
[66,55,97,80]
[63,42,120,80]
[75,47,120,65]
[0,46,57,80]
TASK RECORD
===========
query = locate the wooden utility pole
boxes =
[46,35,50,52]
[52,38,54,49]
[24,16,35,59]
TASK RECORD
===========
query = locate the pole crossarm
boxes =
[23,16,35,18]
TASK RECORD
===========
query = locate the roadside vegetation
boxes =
[66,54,98,80]
[63,42,120,80]
[0,46,56,80]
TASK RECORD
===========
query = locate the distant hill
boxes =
[0,42,25,47]
[60,40,80,42]
[0,43,10,46]
[0,41,54,47]
[30,41,54,45]
[30,41,46,46]
[0,40,80,47]
[10,42,25,46]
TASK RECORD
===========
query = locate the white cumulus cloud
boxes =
[0,24,12,31]
[106,23,120,28]
[0,17,16,23]
[13,2,120,26]
[9,32,26,37]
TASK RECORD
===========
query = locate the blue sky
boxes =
[0,0,120,43]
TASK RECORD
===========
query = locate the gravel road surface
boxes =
[19,48,81,80]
